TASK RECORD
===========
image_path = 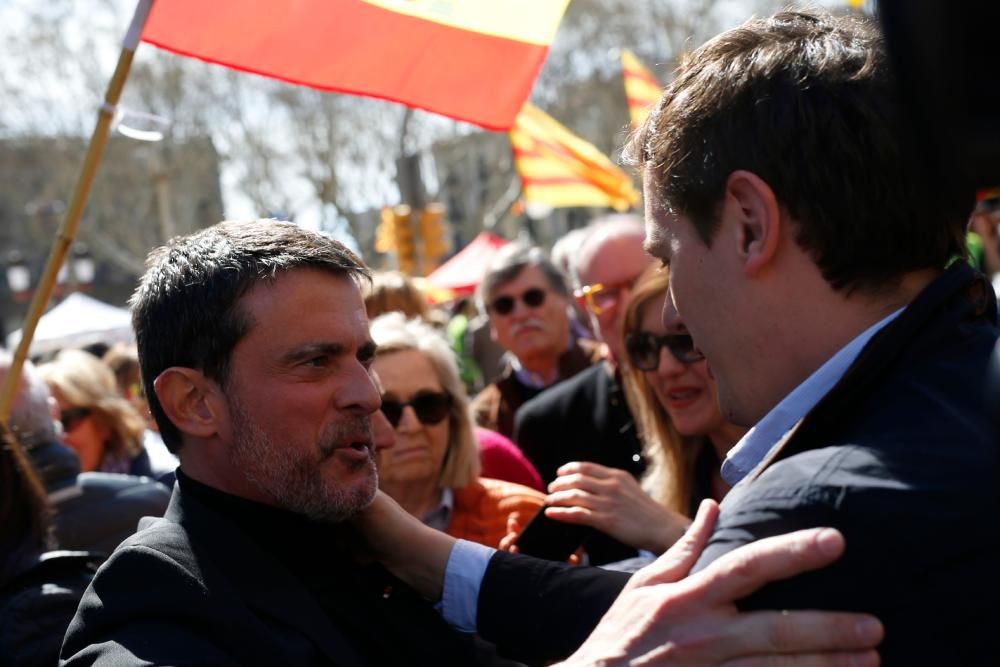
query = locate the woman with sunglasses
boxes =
[370,312,545,548]
[544,266,747,556]
[38,349,159,478]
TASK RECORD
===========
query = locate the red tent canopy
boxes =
[426,231,509,296]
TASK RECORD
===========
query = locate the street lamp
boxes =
[70,244,96,287]
[4,243,96,304]
[5,250,30,299]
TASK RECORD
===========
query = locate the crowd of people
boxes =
[0,7,998,666]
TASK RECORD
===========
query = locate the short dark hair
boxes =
[477,242,569,312]
[626,10,969,292]
[130,220,369,451]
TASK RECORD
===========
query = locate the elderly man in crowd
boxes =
[470,243,602,438]
[60,219,882,666]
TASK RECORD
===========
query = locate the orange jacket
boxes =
[446,478,545,549]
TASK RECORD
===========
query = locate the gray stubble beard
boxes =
[228,396,378,523]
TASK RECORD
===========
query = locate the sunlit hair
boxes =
[476,242,570,313]
[624,10,967,293]
[363,271,430,322]
[38,349,145,462]
[620,265,702,515]
[369,312,480,488]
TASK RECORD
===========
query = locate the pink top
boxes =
[475,427,544,492]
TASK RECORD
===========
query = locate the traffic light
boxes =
[378,205,416,275]
[418,202,449,273]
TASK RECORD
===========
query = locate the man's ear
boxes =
[724,170,782,277]
[153,367,225,440]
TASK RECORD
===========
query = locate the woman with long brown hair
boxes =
[544,265,746,554]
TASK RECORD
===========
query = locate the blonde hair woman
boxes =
[370,312,544,548]
[544,266,746,554]
[38,349,153,477]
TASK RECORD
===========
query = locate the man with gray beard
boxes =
[60,221,506,665]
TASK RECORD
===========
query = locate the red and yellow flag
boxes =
[142,0,570,130]
[509,103,640,212]
[621,49,662,129]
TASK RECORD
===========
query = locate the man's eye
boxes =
[303,356,328,368]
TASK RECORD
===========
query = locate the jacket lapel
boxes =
[752,264,993,474]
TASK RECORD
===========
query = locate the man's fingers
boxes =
[695,528,845,606]
[724,650,880,667]
[631,499,719,587]
[718,610,883,660]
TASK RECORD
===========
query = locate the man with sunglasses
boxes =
[470,243,603,438]
[513,217,654,564]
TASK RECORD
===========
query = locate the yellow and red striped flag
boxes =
[509,103,640,212]
[142,0,570,130]
[621,49,662,129]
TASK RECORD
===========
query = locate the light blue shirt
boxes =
[441,308,904,631]
[721,308,903,485]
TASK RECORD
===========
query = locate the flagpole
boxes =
[0,0,154,422]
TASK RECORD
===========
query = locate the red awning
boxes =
[425,231,509,295]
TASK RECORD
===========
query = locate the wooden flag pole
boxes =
[0,0,154,422]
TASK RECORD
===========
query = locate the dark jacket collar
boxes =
[164,471,368,666]
[770,263,997,467]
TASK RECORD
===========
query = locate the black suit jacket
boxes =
[478,264,1000,666]
[514,362,645,564]
[61,475,497,666]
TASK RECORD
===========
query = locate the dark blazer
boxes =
[514,361,645,565]
[477,264,1000,666]
[60,476,497,666]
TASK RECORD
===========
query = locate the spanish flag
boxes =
[510,103,640,212]
[142,0,570,131]
[621,49,662,129]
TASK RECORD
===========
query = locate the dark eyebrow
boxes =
[281,342,346,365]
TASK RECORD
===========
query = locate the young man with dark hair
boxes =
[356,10,996,665]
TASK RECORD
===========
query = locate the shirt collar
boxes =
[721,307,904,485]
[420,487,455,532]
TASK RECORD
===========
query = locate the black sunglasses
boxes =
[60,406,92,432]
[489,287,546,316]
[625,331,705,370]
[380,391,452,428]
